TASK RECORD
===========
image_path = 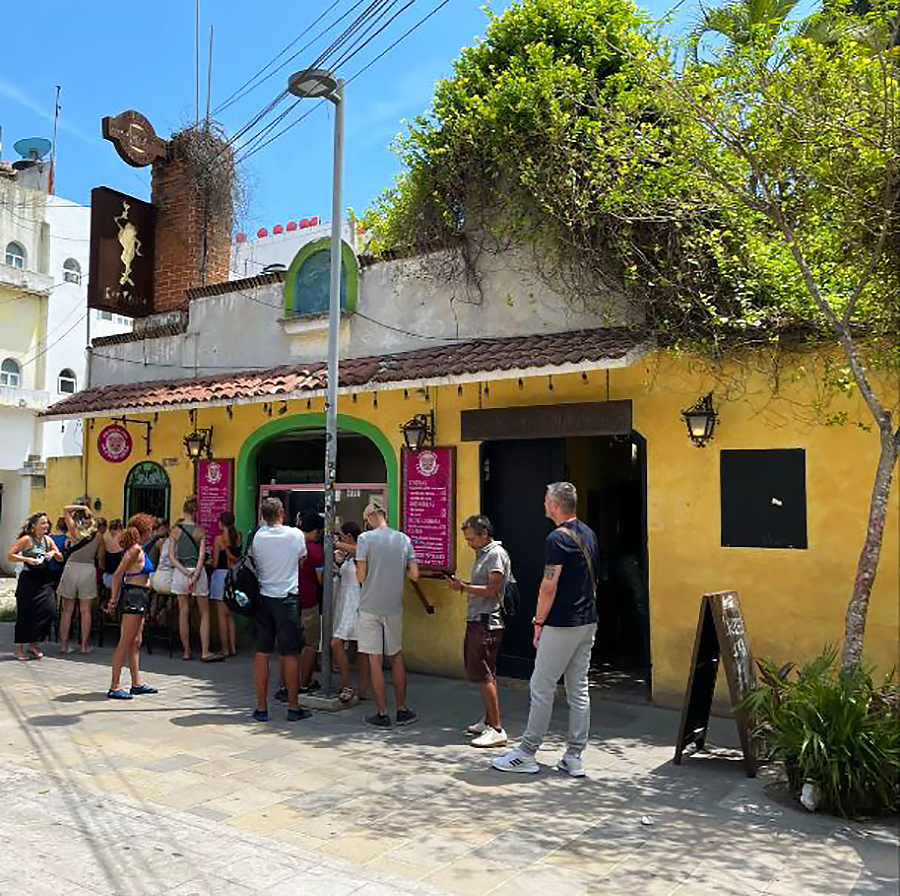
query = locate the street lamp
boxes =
[288,67,344,700]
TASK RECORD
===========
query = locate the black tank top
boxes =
[104,550,124,575]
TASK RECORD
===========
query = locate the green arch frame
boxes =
[283,237,359,316]
[235,413,398,536]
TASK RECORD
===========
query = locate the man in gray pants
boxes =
[491,482,599,777]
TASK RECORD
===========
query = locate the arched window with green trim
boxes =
[124,461,171,521]
[283,237,359,317]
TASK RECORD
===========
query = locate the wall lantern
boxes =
[400,411,435,452]
[183,427,213,460]
[681,392,718,447]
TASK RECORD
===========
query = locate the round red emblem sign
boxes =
[97,424,133,463]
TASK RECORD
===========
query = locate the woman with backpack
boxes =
[171,496,221,662]
[57,504,100,654]
[210,511,241,658]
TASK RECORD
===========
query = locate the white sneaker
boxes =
[556,754,586,778]
[490,748,539,774]
[471,727,508,748]
[466,718,487,735]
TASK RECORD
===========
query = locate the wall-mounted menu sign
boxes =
[400,447,455,572]
[195,459,233,541]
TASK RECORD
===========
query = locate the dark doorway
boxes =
[481,433,649,696]
[481,438,565,677]
[124,461,171,521]
[256,431,387,528]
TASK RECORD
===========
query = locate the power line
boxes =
[214,0,351,115]
[234,0,451,167]
[16,312,88,370]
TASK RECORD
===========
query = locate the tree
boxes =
[366,0,899,669]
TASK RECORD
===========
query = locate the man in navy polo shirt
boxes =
[491,481,599,777]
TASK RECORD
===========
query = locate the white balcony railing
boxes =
[0,386,52,411]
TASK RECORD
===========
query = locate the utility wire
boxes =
[235,0,450,166]
[214,0,351,115]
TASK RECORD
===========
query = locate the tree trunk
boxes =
[842,426,899,671]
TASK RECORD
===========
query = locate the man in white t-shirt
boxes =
[248,497,309,723]
[356,502,419,729]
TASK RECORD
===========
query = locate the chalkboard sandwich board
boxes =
[673,591,757,777]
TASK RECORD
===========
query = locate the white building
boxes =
[0,142,130,569]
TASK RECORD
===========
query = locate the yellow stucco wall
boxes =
[41,352,898,705]
[0,287,46,390]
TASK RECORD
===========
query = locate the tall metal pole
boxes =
[320,80,345,699]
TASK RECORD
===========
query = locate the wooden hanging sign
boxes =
[673,591,758,777]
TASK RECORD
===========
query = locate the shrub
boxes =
[742,646,899,817]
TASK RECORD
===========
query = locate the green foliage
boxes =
[365,0,899,357]
[743,647,900,816]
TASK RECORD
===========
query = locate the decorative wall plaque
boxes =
[97,424,133,463]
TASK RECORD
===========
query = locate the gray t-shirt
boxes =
[467,540,509,630]
[357,526,416,616]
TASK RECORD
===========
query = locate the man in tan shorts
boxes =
[356,503,419,729]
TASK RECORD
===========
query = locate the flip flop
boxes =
[201,654,226,663]
[107,688,133,700]
[13,653,29,662]
[27,649,44,660]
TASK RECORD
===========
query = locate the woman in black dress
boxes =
[8,512,63,660]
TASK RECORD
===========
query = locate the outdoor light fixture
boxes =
[183,427,213,460]
[681,392,718,447]
[401,411,435,452]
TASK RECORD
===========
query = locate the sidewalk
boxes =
[0,622,896,895]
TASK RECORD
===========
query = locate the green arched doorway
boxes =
[235,413,398,535]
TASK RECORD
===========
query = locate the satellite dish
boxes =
[13,137,52,161]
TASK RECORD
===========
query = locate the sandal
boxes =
[27,647,44,660]
[338,687,355,703]
[13,652,29,662]
[107,688,133,700]
[201,653,226,663]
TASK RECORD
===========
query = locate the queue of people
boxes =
[7,481,602,775]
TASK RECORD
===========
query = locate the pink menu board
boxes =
[400,447,456,572]
[195,459,233,542]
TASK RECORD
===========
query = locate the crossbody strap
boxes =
[555,525,597,598]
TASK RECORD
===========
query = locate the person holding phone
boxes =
[8,513,62,660]
[446,515,510,748]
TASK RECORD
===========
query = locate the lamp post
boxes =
[288,68,344,698]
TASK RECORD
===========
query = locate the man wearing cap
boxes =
[356,502,419,729]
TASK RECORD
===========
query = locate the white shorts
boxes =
[58,561,97,601]
[150,568,173,594]
[172,567,209,597]
[210,569,228,600]
[356,611,402,657]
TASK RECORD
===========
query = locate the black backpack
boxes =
[223,530,260,618]
[498,547,520,620]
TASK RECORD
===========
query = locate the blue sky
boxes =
[2,0,702,233]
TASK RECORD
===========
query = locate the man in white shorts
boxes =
[356,502,419,729]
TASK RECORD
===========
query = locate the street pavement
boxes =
[0,621,896,895]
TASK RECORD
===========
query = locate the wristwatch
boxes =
[532,616,544,627]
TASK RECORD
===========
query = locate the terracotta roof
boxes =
[187,271,285,300]
[92,322,188,347]
[42,327,646,419]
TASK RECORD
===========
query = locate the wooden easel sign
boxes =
[673,591,758,777]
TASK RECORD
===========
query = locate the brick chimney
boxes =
[150,128,233,312]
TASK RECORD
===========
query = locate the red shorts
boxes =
[464,621,503,683]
